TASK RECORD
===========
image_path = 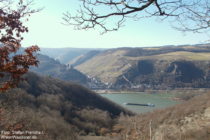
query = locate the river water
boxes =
[100,92,180,114]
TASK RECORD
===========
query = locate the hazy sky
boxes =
[21,0,209,48]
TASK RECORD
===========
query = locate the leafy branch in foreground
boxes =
[0,0,40,92]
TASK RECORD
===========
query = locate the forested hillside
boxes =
[0,72,131,140]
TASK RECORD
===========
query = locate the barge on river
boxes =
[123,102,155,107]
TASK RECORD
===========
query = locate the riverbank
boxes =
[94,88,210,94]
[95,88,210,102]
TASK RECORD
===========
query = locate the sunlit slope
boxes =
[76,49,133,83]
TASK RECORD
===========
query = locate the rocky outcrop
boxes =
[166,61,204,83]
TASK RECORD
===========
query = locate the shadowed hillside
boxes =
[115,59,210,89]
[31,54,90,86]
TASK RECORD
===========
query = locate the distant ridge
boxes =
[39,48,104,64]
[74,44,210,89]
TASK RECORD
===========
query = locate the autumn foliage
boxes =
[0,0,40,91]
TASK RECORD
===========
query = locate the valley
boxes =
[2,44,210,140]
[1,0,209,139]
[68,44,210,90]
[32,44,210,91]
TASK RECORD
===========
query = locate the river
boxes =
[100,92,180,114]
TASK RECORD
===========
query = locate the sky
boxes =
[21,0,210,48]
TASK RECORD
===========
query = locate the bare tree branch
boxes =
[64,0,210,34]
